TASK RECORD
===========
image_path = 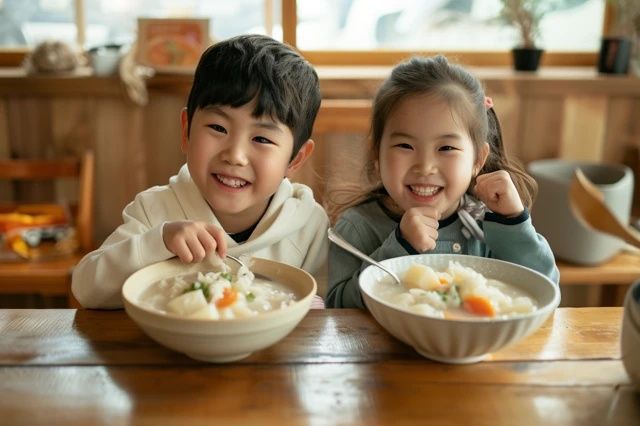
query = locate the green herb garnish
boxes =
[246,292,255,302]
[183,281,212,302]
[220,272,232,282]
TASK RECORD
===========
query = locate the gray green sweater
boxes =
[327,199,560,308]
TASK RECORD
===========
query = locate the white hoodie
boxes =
[72,164,329,309]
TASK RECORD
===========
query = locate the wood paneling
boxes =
[0,67,639,244]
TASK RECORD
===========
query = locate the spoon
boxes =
[569,168,640,248]
[226,254,247,269]
[327,227,402,285]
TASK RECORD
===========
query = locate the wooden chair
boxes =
[0,150,95,307]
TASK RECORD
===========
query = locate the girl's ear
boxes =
[180,108,189,154]
[474,142,490,175]
[286,139,315,177]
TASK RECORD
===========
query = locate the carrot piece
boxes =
[216,288,238,308]
[463,296,496,317]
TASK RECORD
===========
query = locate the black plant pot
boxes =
[512,48,544,71]
[598,37,631,74]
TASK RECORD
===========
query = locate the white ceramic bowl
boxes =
[122,257,316,363]
[359,254,560,364]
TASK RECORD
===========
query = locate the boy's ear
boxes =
[474,142,490,175]
[180,108,189,153]
[286,139,315,177]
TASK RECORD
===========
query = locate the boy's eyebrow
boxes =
[201,105,284,133]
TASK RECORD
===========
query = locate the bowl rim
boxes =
[122,257,317,325]
[359,254,560,324]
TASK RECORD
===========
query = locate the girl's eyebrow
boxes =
[389,131,462,141]
[389,131,417,140]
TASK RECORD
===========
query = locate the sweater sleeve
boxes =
[327,217,409,308]
[71,196,175,309]
[483,211,560,285]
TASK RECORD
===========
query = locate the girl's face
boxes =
[180,100,311,233]
[379,94,488,219]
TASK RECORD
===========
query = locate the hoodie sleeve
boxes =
[71,194,175,309]
[300,204,330,298]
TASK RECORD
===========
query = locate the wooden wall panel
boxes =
[0,69,639,244]
[93,100,146,239]
[142,93,185,188]
[519,97,564,163]
[560,96,608,161]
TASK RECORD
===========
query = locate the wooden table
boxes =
[0,308,636,425]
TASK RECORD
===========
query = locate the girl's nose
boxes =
[413,155,437,175]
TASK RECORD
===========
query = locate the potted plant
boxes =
[598,0,640,74]
[499,0,547,71]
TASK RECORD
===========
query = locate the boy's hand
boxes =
[474,170,524,217]
[399,206,440,252]
[163,221,227,263]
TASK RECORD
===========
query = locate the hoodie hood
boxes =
[169,164,318,254]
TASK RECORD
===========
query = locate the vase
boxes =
[511,48,544,71]
[598,37,631,74]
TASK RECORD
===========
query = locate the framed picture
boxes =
[137,18,210,72]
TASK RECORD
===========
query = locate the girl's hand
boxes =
[474,170,524,217]
[399,206,440,252]
[163,221,227,263]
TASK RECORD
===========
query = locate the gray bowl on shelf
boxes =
[528,159,633,265]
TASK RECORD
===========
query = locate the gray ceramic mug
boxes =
[622,281,640,388]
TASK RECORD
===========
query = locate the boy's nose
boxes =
[221,141,249,166]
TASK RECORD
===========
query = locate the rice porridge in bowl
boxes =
[122,257,316,363]
[359,254,560,364]
[139,264,297,320]
[373,261,538,320]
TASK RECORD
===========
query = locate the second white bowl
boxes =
[359,254,560,364]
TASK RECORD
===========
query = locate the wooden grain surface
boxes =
[0,308,635,426]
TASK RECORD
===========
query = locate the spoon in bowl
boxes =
[327,228,402,286]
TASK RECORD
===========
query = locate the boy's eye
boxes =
[254,136,275,145]
[208,124,227,134]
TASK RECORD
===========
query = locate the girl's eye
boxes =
[254,136,275,145]
[393,143,413,150]
[208,124,227,134]
[439,145,457,151]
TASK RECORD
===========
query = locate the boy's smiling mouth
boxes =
[408,184,441,197]
[214,173,250,189]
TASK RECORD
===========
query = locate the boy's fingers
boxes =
[185,238,205,262]
[205,224,227,258]
[173,240,193,263]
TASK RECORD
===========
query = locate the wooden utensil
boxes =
[569,168,640,248]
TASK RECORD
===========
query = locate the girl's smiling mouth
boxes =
[408,184,442,198]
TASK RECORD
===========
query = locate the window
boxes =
[0,0,610,67]
[296,0,604,52]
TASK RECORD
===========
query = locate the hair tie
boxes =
[484,96,493,109]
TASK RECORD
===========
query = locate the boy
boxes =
[72,34,329,308]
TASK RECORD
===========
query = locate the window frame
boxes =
[0,0,613,68]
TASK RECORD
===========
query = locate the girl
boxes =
[327,55,559,309]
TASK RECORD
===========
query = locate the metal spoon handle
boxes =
[327,228,402,285]
[226,254,246,269]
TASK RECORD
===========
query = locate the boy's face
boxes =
[181,100,312,233]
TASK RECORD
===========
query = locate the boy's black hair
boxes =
[186,34,321,159]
